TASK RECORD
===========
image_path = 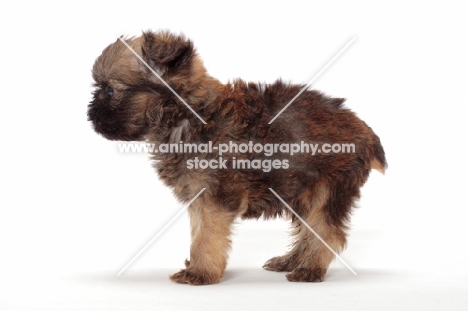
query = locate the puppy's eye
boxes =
[105,86,114,98]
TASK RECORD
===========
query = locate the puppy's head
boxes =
[88,31,197,141]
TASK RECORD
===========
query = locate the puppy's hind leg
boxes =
[264,182,348,282]
[285,214,347,282]
[285,182,353,282]
[263,182,331,275]
[262,219,304,273]
[170,197,236,285]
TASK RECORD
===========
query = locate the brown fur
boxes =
[170,196,237,285]
[88,30,387,285]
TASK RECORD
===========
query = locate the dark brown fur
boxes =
[88,30,387,285]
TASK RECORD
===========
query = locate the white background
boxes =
[1,1,467,310]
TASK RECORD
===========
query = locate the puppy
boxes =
[88,31,386,285]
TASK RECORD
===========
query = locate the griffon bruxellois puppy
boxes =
[88,31,386,285]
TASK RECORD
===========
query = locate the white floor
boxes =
[2,222,467,311]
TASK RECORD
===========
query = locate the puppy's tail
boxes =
[370,133,387,175]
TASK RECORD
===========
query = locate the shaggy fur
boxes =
[88,30,387,285]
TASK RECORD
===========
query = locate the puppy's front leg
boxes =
[170,197,236,285]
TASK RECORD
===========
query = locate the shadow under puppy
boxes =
[88,31,387,285]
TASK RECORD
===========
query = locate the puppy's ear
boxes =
[141,31,194,73]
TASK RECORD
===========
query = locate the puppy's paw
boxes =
[286,267,325,282]
[263,255,295,272]
[170,268,220,285]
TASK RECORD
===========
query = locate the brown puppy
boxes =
[88,31,386,285]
